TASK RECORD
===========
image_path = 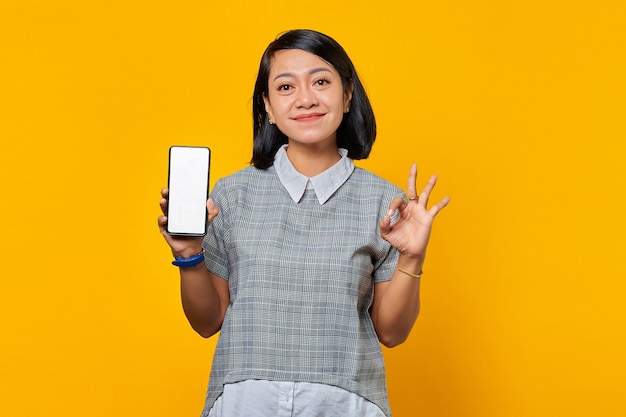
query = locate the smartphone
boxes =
[166,146,211,236]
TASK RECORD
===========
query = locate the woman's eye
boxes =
[314,78,329,86]
[277,84,291,92]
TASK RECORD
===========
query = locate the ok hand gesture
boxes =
[380,164,450,260]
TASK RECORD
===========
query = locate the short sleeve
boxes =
[202,179,230,280]
[372,246,400,284]
[371,192,405,284]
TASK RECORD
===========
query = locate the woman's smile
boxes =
[293,112,325,121]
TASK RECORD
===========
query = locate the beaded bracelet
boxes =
[172,251,205,268]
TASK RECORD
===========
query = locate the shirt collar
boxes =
[273,145,354,205]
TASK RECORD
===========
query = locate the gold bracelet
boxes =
[397,267,423,279]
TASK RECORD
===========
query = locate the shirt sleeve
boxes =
[372,247,400,284]
[371,190,404,284]
[202,179,230,280]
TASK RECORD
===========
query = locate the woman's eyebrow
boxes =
[272,67,332,81]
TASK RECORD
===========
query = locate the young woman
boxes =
[158,29,450,417]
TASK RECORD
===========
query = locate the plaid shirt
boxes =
[201,147,403,417]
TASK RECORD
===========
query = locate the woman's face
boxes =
[263,49,352,149]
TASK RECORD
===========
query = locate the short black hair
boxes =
[251,29,376,169]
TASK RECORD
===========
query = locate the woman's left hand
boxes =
[380,163,450,259]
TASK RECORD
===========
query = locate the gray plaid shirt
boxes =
[201,147,403,417]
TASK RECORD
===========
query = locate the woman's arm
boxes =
[370,255,423,348]
[158,188,229,338]
[374,164,450,347]
[179,266,230,338]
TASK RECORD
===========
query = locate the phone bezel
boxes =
[166,145,211,237]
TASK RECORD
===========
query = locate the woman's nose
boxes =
[295,86,317,108]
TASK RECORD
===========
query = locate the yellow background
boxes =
[1,1,624,416]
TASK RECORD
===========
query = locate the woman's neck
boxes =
[285,142,341,177]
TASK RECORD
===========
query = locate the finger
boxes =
[379,211,392,235]
[406,163,418,199]
[207,198,220,223]
[157,215,168,231]
[387,196,408,215]
[159,188,170,215]
[418,175,438,207]
[429,195,451,216]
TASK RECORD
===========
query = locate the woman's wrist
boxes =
[171,248,205,268]
[172,250,204,268]
[172,247,204,259]
[396,254,424,275]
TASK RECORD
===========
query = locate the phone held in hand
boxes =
[166,146,211,236]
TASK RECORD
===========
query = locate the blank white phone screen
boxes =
[167,146,210,236]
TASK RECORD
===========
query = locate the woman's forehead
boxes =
[268,49,336,77]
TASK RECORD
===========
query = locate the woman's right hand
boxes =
[157,187,220,258]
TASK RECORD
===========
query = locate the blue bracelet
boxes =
[172,251,205,268]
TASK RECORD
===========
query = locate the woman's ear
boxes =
[344,80,354,113]
[263,93,275,124]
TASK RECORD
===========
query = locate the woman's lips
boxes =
[293,113,324,121]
